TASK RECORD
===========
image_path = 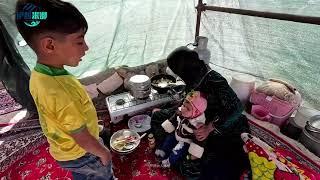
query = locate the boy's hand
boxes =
[100,148,112,166]
[70,127,113,166]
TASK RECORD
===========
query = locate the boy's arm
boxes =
[70,127,111,166]
[161,113,178,133]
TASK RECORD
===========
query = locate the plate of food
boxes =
[110,129,142,154]
[128,114,151,133]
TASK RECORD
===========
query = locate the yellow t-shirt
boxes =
[29,63,99,161]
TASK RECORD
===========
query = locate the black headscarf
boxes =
[167,46,208,90]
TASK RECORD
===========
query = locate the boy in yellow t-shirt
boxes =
[15,0,115,179]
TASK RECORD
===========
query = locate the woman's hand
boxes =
[194,122,214,141]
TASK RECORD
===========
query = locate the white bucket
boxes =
[230,74,256,105]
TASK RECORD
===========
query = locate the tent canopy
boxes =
[0,0,319,109]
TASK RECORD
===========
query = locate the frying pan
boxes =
[151,74,177,94]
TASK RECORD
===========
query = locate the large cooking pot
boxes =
[151,74,177,94]
[299,128,320,157]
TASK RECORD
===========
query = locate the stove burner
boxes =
[106,90,184,123]
[116,99,125,106]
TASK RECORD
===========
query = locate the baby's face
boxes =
[180,100,193,118]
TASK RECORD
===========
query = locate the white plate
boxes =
[128,114,151,133]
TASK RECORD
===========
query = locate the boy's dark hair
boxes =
[15,0,87,48]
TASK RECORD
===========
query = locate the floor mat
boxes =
[0,142,72,180]
[248,119,320,173]
[0,111,184,180]
[0,89,22,115]
[2,112,319,179]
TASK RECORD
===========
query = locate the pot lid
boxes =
[129,75,150,84]
[309,115,320,129]
[294,106,320,128]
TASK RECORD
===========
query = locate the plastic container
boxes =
[250,90,301,127]
[251,105,271,121]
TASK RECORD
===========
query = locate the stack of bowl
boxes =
[299,115,320,157]
[128,75,151,99]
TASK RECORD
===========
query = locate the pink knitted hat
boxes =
[185,91,207,118]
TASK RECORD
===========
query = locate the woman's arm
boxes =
[213,80,244,133]
[194,73,244,140]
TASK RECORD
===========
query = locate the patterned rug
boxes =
[0,110,183,180]
[0,89,22,115]
[248,119,320,173]
[0,142,72,180]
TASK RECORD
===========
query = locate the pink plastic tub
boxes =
[251,105,271,122]
[250,90,301,127]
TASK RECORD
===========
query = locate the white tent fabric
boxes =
[200,1,320,109]
[0,0,319,109]
[1,0,197,77]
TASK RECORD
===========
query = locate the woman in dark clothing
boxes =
[151,46,250,179]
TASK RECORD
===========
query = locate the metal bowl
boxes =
[110,129,141,154]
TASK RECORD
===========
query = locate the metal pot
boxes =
[305,115,320,139]
[130,88,151,99]
[293,106,320,129]
[299,128,320,157]
[128,75,151,99]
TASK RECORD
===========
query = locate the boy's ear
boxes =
[39,37,55,53]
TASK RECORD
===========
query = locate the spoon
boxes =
[123,133,147,150]
[115,133,147,145]
[133,133,147,142]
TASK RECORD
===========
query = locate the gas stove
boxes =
[106,89,175,123]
